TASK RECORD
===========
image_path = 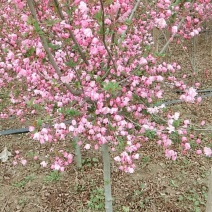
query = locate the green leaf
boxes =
[178,195,184,201]
[33,21,44,35]
[48,43,61,50]
[27,16,34,25]
[92,157,99,162]
[194,201,200,206]
[36,118,43,127]
[24,47,35,57]
[145,130,156,139]
[26,98,35,107]
[125,18,132,26]
[94,11,102,23]
[65,108,80,117]
[108,123,116,131]
[102,81,121,95]
[44,19,60,27]
[66,60,77,68]
[117,136,125,150]
[173,120,180,128]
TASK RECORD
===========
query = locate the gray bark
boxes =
[206,166,212,212]
[102,143,113,212]
[74,137,82,169]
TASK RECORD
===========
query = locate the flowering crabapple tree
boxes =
[0,0,212,211]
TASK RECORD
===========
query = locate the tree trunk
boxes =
[206,166,212,212]
[74,136,82,169]
[102,143,113,212]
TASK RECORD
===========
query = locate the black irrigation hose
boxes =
[0,92,212,136]
[156,92,212,107]
[0,128,29,135]
[175,89,212,94]
[0,119,73,136]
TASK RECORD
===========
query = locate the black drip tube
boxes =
[0,92,211,136]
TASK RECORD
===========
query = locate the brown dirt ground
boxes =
[0,32,212,211]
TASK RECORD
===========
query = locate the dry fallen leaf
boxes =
[0,147,12,162]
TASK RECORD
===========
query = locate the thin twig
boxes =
[161,29,172,53]
[124,116,143,128]
[178,39,197,74]
[119,0,141,44]
[159,18,185,55]
[65,48,84,93]
[99,0,117,76]
[53,0,89,66]
[26,0,82,96]
[101,8,121,81]
[53,0,85,93]
[160,0,195,54]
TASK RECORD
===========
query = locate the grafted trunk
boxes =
[206,166,212,212]
[74,137,82,169]
[102,143,113,212]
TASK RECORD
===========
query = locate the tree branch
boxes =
[159,18,185,55]
[159,0,195,54]
[53,0,89,66]
[99,0,117,78]
[119,0,141,44]
[26,0,82,96]
[101,8,121,81]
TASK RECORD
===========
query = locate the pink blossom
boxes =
[196,139,201,144]
[184,120,190,126]
[29,126,35,132]
[128,167,134,173]
[72,120,77,125]
[155,18,167,29]
[173,112,180,120]
[196,150,202,155]
[197,96,202,103]
[180,87,197,103]
[13,161,18,166]
[172,26,178,34]
[34,156,38,160]
[15,150,20,155]
[61,75,73,83]
[133,154,139,159]
[94,144,99,150]
[40,161,48,167]
[167,125,175,133]
[182,136,187,142]
[204,147,212,157]
[84,144,91,150]
[21,159,27,166]
[33,132,41,140]
[184,143,191,150]
[69,126,75,132]
[21,14,28,22]
[77,140,82,146]
[201,121,205,126]
[84,28,93,37]
[78,1,88,13]
[114,156,121,162]
[53,164,61,170]
[165,149,177,160]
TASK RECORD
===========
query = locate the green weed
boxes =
[43,170,60,183]
[13,175,35,188]
[87,187,105,211]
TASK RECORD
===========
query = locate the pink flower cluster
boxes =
[50,150,73,172]
[0,0,211,173]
